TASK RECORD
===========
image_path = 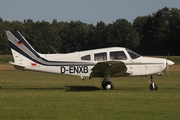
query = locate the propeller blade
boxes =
[166,53,170,74]
[166,61,169,74]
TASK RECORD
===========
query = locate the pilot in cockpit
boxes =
[114,53,121,60]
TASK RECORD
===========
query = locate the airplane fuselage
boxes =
[15,47,168,77]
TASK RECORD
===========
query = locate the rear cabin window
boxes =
[81,55,91,60]
[94,52,107,61]
[110,51,127,60]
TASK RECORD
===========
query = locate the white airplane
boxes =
[6,30,174,90]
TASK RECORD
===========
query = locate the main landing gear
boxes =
[149,76,158,91]
[100,75,158,90]
[101,75,114,90]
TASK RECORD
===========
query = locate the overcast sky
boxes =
[0,0,180,24]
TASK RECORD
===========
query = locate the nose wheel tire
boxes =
[102,81,114,90]
[149,83,158,91]
[149,76,158,91]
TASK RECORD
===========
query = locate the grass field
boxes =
[0,70,180,120]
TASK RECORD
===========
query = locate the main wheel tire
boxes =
[149,83,158,91]
[102,81,114,90]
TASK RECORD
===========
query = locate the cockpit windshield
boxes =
[126,48,141,59]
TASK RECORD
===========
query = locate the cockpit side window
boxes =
[110,51,127,60]
[81,55,91,60]
[94,52,107,61]
[126,48,141,59]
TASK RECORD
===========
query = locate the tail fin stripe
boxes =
[10,31,41,58]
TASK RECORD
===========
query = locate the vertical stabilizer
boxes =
[6,30,63,68]
[6,30,38,67]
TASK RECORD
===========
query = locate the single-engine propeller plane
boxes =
[6,30,174,90]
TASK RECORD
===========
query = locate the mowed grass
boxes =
[0,70,180,120]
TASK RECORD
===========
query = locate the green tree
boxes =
[0,20,11,54]
[59,21,92,52]
[94,21,108,48]
[134,7,180,55]
[168,8,180,55]
[133,16,153,54]
[0,17,3,23]
[112,19,140,50]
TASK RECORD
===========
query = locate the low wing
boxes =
[89,61,130,79]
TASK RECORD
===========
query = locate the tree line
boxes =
[0,7,180,55]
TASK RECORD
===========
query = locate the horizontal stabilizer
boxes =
[9,61,25,70]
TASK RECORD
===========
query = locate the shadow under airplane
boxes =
[65,86,101,91]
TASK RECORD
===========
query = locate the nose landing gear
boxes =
[149,76,158,91]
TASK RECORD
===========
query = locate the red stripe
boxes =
[18,41,24,45]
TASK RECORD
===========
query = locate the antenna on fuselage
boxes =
[49,45,58,54]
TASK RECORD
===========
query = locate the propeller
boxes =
[166,53,169,74]
[166,53,174,74]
